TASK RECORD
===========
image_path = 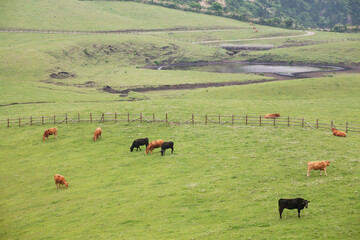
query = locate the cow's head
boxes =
[325,160,330,166]
[331,128,336,132]
[303,199,310,208]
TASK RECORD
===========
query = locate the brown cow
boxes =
[93,127,102,142]
[332,128,346,137]
[264,113,280,118]
[307,161,330,177]
[146,139,164,154]
[54,174,68,189]
[43,128,57,142]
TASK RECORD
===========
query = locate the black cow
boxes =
[278,198,310,219]
[130,138,149,152]
[160,141,174,156]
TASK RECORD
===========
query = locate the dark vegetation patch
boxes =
[0,101,55,107]
[43,79,97,88]
[50,71,76,79]
[76,81,96,88]
[103,85,121,94]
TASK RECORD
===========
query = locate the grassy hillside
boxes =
[0,0,249,30]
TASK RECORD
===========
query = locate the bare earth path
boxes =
[0,27,314,43]
[195,31,315,44]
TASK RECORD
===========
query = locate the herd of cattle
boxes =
[45,113,347,219]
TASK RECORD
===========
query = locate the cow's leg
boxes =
[279,208,283,219]
[319,170,322,175]
[324,168,327,176]
[298,209,301,218]
[307,169,310,177]
[171,147,174,153]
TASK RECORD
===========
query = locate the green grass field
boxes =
[1,123,359,239]
[1,0,360,239]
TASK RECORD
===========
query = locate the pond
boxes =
[159,62,341,76]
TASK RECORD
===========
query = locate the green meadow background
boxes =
[1,0,359,239]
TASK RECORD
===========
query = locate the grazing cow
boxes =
[332,128,346,137]
[278,198,310,219]
[93,127,102,142]
[146,139,164,154]
[43,128,57,142]
[264,113,280,118]
[161,141,174,156]
[54,174,68,189]
[130,138,149,152]
[307,161,330,177]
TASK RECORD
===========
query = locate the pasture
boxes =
[1,0,360,239]
[1,122,359,239]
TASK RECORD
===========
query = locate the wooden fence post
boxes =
[346,122,348,133]
[30,116,32,126]
[78,113,80,123]
[166,113,168,123]
[218,114,221,124]
[288,116,290,127]
[19,117,21,127]
[331,120,334,129]
[316,118,318,129]
[246,114,248,125]
[153,113,155,122]
[140,113,143,123]
[232,115,234,124]
[90,113,92,123]
[115,112,117,123]
[259,115,262,126]
[192,113,194,124]
[205,114,208,124]
[128,113,130,123]
[302,118,304,128]
[42,115,44,125]
[273,117,276,126]
[7,118,10,127]
[53,114,55,124]
[65,114,68,124]
[102,113,104,123]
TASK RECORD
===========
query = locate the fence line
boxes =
[1,113,359,133]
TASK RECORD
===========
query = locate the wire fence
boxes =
[1,113,359,133]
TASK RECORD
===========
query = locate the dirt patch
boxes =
[50,72,76,79]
